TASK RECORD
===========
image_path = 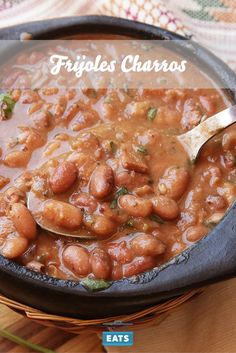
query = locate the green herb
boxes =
[110,141,117,153]
[147,107,157,121]
[110,187,129,209]
[81,278,111,291]
[110,199,118,209]
[126,218,134,227]
[0,92,15,120]
[0,328,55,353]
[149,214,165,224]
[116,186,129,197]
[137,145,148,154]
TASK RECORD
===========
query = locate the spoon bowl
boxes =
[177,105,236,163]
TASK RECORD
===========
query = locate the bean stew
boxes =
[0,47,235,284]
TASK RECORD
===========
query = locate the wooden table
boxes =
[1,278,236,352]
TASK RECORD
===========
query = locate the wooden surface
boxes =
[1,279,236,352]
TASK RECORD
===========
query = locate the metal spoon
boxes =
[178,105,236,163]
[27,104,236,238]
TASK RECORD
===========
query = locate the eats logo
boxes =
[102,332,134,346]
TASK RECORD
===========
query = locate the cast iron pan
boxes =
[0,16,236,319]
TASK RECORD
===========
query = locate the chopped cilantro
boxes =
[0,92,15,120]
[137,145,148,154]
[81,278,111,291]
[110,187,129,209]
[149,214,165,224]
[147,107,157,121]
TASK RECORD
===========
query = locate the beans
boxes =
[50,161,77,194]
[42,87,59,96]
[83,214,116,238]
[123,256,156,278]
[28,100,44,115]
[108,241,134,264]
[218,181,236,206]
[63,245,91,276]
[26,260,45,272]
[90,165,114,199]
[119,195,152,217]
[1,235,28,259]
[131,233,166,256]
[21,90,39,104]
[121,145,148,173]
[205,195,226,211]
[4,150,31,168]
[222,131,236,151]
[0,176,10,190]
[115,171,151,190]
[134,185,153,197]
[183,225,208,243]
[203,165,222,187]
[70,192,98,212]
[90,248,111,279]
[54,96,67,119]
[43,142,60,157]
[31,111,51,131]
[43,200,82,230]
[152,196,179,220]
[4,187,26,205]
[63,103,80,123]
[10,203,36,239]
[158,166,189,200]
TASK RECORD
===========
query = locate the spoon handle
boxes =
[177,105,236,162]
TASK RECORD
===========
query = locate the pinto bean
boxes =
[63,245,91,276]
[222,131,236,151]
[90,248,111,279]
[115,171,151,190]
[131,233,166,256]
[199,95,216,115]
[31,110,51,131]
[183,225,208,243]
[152,196,179,220]
[158,166,189,200]
[108,241,134,264]
[70,192,98,212]
[83,214,116,238]
[118,195,152,217]
[123,256,156,278]
[4,150,31,168]
[26,260,45,272]
[21,90,39,104]
[0,176,9,190]
[205,195,226,211]
[10,203,36,239]
[111,263,123,280]
[50,161,77,194]
[134,185,153,196]
[89,165,114,199]
[4,187,26,205]
[1,235,28,259]
[203,165,222,187]
[43,200,82,230]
